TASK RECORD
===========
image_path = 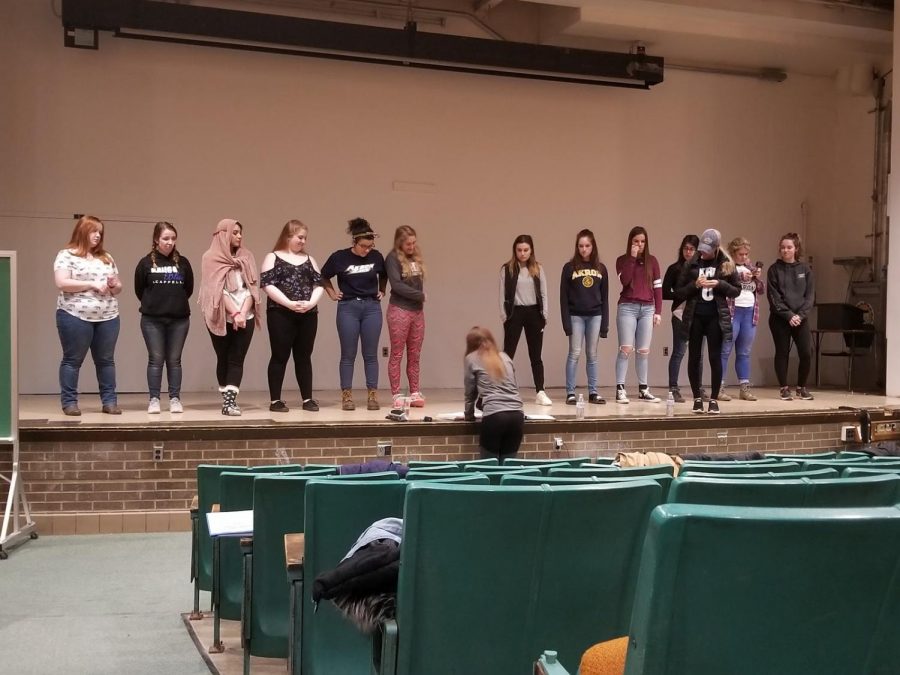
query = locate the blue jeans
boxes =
[56,309,119,407]
[566,314,602,395]
[721,306,756,384]
[615,302,655,386]
[336,298,383,390]
[140,315,190,399]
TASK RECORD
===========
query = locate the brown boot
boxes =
[739,382,757,401]
[341,389,355,411]
[717,385,732,402]
[367,389,380,411]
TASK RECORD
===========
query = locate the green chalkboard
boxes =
[0,255,13,441]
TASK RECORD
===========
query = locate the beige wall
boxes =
[0,1,875,396]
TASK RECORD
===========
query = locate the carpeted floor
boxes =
[0,532,211,675]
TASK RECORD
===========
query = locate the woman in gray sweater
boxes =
[464,326,525,459]
[385,226,426,408]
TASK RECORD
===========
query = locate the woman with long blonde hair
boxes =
[53,215,124,416]
[385,225,426,408]
[464,326,524,459]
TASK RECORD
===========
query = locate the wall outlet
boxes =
[553,437,564,450]
[841,425,858,443]
[377,439,392,456]
[382,346,388,357]
[663,346,669,356]
[152,442,164,461]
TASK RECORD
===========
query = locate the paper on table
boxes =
[207,509,254,537]
[434,411,554,421]
[524,414,555,421]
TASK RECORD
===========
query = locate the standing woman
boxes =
[464,326,525,460]
[53,215,124,415]
[767,232,815,401]
[321,217,387,412]
[675,229,740,414]
[199,219,261,416]
[718,237,765,402]
[499,235,552,406]
[663,234,699,403]
[615,226,664,403]
[260,219,324,413]
[560,229,609,405]
[134,222,194,414]
[385,226,426,408]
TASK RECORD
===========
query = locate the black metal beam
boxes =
[61,0,664,88]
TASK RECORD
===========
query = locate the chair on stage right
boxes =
[615,503,900,675]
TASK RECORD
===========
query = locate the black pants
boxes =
[688,312,723,400]
[769,316,811,387]
[503,305,545,392]
[480,410,525,460]
[267,307,318,401]
[208,321,255,388]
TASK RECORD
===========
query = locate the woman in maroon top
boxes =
[614,226,663,403]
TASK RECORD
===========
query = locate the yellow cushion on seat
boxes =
[579,636,628,675]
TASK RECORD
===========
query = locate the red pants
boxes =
[387,304,425,395]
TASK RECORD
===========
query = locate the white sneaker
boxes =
[169,397,183,414]
[535,390,553,406]
[638,388,661,402]
[147,397,161,414]
[616,388,630,404]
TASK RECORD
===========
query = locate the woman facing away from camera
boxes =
[767,232,815,401]
[260,219,324,413]
[321,217,387,411]
[662,234,699,403]
[199,219,261,416]
[674,228,740,415]
[499,234,552,406]
[615,226,663,403]
[385,225,427,409]
[53,215,124,416]
[464,326,525,460]
[718,236,765,402]
[560,229,609,405]
[134,221,194,414]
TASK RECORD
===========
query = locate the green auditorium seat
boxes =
[669,474,900,507]
[405,460,460,469]
[873,455,900,461]
[549,465,676,478]
[801,459,878,471]
[680,468,839,481]
[843,466,900,478]
[405,470,483,481]
[293,479,407,675]
[456,457,499,467]
[621,504,900,674]
[408,473,490,485]
[837,450,871,459]
[502,458,573,468]
[462,465,542,484]
[399,463,459,472]
[678,462,799,476]
[765,450,837,460]
[500,474,675,501]
[324,470,402,481]
[579,458,617,466]
[374,481,662,675]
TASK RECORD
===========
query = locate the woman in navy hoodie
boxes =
[767,232,815,401]
[560,229,609,405]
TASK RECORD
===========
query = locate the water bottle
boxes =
[666,390,675,418]
[575,394,585,420]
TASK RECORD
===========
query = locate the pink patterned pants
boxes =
[387,304,425,396]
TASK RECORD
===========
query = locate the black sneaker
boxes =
[302,399,320,412]
[780,387,794,401]
[269,400,289,413]
[707,400,720,414]
[670,387,685,403]
[565,394,577,405]
[692,398,704,414]
[796,387,814,400]
[589,393,606,404]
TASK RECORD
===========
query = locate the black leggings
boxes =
[688,312,723,400]
[208,321,255,388]
[503,305,545,392]
[267,307,318,401]
[480,411,525,460]
[769,316,812,387]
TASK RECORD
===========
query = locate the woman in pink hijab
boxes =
[199,219,261,415]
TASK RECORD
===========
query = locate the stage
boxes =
[6,387,900,537]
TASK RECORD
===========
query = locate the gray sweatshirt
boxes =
[385,251,425,311]
[464,352,523,419]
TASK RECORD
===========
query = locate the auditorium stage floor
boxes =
[18,386,899,429]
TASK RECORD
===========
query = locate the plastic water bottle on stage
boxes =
[575,394,585,420]
[666,390,675,417]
